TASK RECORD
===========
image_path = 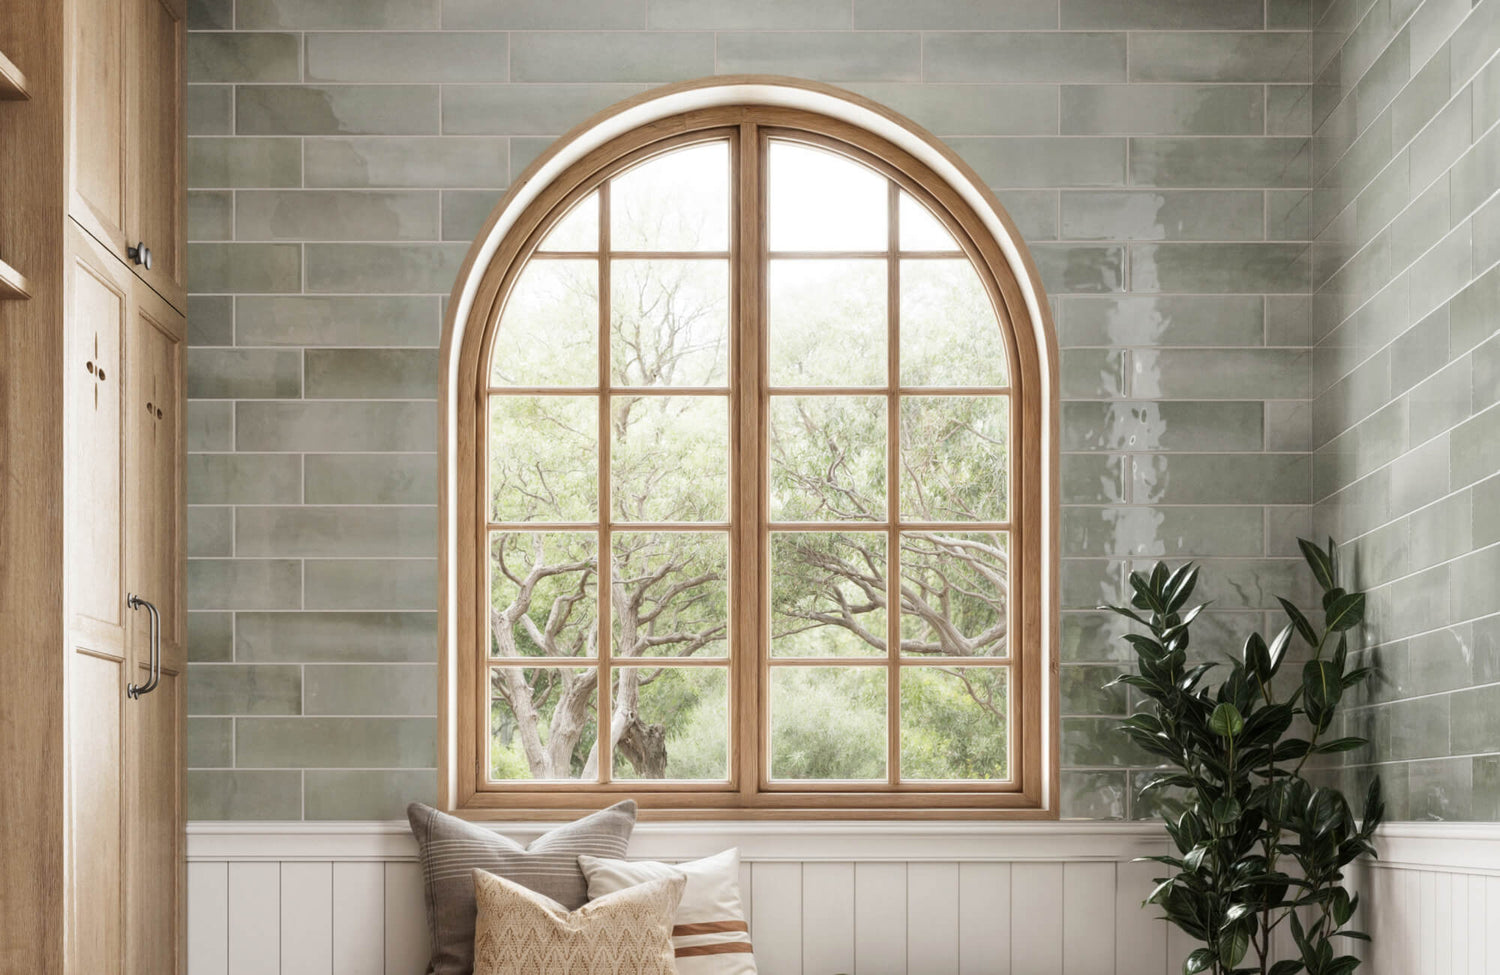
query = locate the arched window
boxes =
[442,80,1058,818]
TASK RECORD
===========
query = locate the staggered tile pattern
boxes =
[1308,0,1500,820]
[184,0,1321,820]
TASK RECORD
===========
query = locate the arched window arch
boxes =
[441,79,1058,818]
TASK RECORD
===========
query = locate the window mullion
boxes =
[597,180,613,786]
[737,122,763,799]
[886,178,901,789]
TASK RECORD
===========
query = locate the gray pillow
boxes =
[406,801,637,975]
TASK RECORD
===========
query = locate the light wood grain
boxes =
[125,0,185,309]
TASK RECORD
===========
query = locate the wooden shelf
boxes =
[0,258,31,300]
[0,49,27,100]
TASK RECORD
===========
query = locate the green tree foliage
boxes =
[487,138,1015,784]
[1109,539,1384,975]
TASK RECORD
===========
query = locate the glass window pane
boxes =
[537,191,599,252]
[489,396,598,523]
[899,192,961,252]
[490,666,599,781]
[491,260,598,387]
[767,259,886,387]
[610,141,729,252]
[612,532,728,659]
[900,666,1008,780]
[900,259,1008,387]
[770,532,886,658]
[611,395,728,522]
[611,259,729,387]
[899,396,1008,522]
[899,532,1008,658]
[770,667,887,780]
[767,140,887,252]
[769,396,886,522]
[610,666,728,780]
[490,532,597,660]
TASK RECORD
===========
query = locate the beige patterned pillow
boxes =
[471,868,686,975]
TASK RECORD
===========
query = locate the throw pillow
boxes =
[579,848,757,974]
[406,800,637,975]
[471,868,685,975]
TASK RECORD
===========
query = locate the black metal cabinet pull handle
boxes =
[125,593,161,699]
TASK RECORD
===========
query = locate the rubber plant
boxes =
[1108,538,1385,975]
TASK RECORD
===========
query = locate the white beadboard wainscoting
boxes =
[185,821,1500,975]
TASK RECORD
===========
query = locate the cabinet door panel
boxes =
[66,227,131,651]
[129,0,186,308]
[127,666,183,975]
[70,649,126,975]
[69,0,130,251]
[127,286,185,673]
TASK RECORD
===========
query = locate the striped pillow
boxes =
[579,848,757,974]
[406,801,636,975]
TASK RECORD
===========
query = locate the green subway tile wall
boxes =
[185,0,1334,822]
[1309,0,1500,821]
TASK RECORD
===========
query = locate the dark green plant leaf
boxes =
[1209,702,1245,738]
[1279,597,1319,646]
[1302,660,1341,728]
[1298,537,1336,591]
[1325,592,1365,632]
[1313,737,1366,754]
[1213,796,1242,823]
[1218,922,1251,969]
[1244,632,1271,679]
[1266,623,1294,678]
[1184,947,1215,975]
[1268,961,1305,975]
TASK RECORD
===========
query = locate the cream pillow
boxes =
[471,868,684,975]
[579,848,757,975]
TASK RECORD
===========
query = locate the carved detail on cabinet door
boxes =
[68,257,128,641]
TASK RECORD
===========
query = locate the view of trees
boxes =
[485,138,1013,785]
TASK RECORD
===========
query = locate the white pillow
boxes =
[579,848,757,975]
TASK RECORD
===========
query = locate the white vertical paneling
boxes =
[739,860,754,929]
[853,862,907,975]
[281,862,333,975]
[1484,877,1498,975]
[1470,876,1488,975]
[1011,862,1063,975]
[1165,922,1196,975]
[189,861,230,975]
[958,861,1011,975]
[383,862,429,975]
[228,862,280,975]
[1434,872,1453,975]
[1114,858,1164,974]
[1420,871,1437,975]
[1398,870,1421,975]
[751,862,803,975]
[1450,872,1468,975]
[333,862,385,975]
[906,863,959,975]
[801,862,855,975]
[1062,862,1115,975]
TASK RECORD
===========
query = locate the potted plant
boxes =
[1108,538,1384,975]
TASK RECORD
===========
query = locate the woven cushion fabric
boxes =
[471,868,685,975]
[406,800,637,975]
[579,848,757,974]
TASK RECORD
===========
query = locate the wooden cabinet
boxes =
[0,0,186,969]
[64,218,187,975]
[67,0,185,310]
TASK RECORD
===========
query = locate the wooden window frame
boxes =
[444,92,1057,820]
